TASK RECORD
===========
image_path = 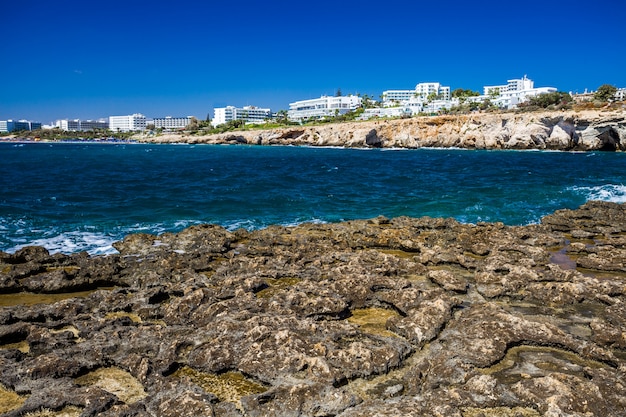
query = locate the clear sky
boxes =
[2,0,625,123]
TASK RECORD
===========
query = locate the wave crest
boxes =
[572,184,626,204]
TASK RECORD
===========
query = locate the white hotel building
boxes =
[287,95,362,122]
[212,106,272,126]
[109,114,147,132]
[482,76,556,108]
[382,82,451,104]
[55,119,108,131]
[152,116,193,130]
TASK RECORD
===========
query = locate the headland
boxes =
[137,109,626,151]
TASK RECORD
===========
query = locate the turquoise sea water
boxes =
[1,142,625,255]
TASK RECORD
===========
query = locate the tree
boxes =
[488,88,500,100]
[426,92,439,102]
[525,91,573,108]
[358,93,376,109]
[451,88,480,98]
[452,88,480,104]
[275,110,289,124]
[335,88,342,97]
[187,117,199,132]
[595,84,618,102]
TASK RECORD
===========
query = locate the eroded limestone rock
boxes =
[1,201,626,416]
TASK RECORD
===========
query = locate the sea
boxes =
[1,142,625,255]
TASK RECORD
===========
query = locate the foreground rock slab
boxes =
[1,201,626,416]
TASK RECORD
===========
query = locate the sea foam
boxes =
[572,184,626,204]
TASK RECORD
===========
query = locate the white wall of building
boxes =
[287,95,362,122]
[54,119,109,131]
[382,82,450,109]
[152,116,193,130]
[212,106,271,126]
[109,114,146,132]
[358,107,413,120]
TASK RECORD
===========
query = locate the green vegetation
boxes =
[594,84,618,102]
[0,128,135,141]
[451,88,481,104]
[451,88,480,98]
[517,91,573,111]
[445,98,498,114]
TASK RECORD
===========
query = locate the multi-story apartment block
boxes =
[414,82,451,100]
[381,90,416,103]
[287,95,362,122]
[79,119,108,131]
[212,106,271,126]
[484,76,535,96]
[55,119,108,131]
[108,114,146,132]
[382,82,450,109]
[0,119,41,132]
[55,119,81,131]
[482,76,556,108]
[152,116,193,130]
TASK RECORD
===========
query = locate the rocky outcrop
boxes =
[2,202,626,416]
[138,109,626,151]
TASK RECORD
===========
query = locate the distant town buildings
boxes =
[152,116,193,130]
[356,76,559,120]
[108,114,147,132]
[0,119,42,133]
[54,119,109,131]
[4,76,623,132]
[212,106,272,126]
[287,95,362,122]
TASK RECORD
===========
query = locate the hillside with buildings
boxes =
[2,76,624,136]
[137,108,626,152]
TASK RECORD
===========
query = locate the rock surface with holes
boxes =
[1,201,626,416]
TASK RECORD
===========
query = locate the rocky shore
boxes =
[1,201,626,416]
[138,109,626,151]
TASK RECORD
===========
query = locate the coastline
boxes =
[135,109,626,151]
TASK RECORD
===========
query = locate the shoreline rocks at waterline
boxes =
[1,201,626,416]
[138,109,626,151]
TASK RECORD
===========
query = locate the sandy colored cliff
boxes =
[137,109,626,151]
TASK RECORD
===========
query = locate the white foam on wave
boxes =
[571,184,626,204]
[8,231,118,255]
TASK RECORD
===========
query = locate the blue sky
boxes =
[2,0,625,123]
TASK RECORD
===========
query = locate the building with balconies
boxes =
[212,106,271,126]
[108,114,146,132]
[287,95,362,122]
[152,116,193,130]
[0,119,41,132]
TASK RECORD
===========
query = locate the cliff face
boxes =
[140,109,626,151]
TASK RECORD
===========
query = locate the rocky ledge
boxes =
[1,201,626,416]
[138,109,626,151]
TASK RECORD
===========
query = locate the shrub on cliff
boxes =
[519,91,573,111]
[594,84,618,102]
